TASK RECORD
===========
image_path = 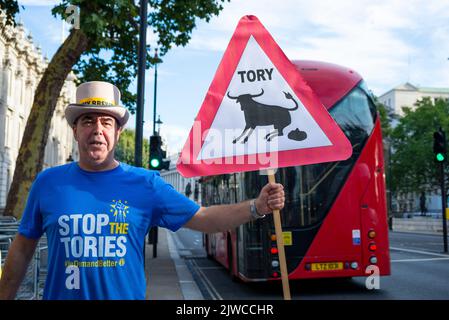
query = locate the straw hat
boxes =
[65,81,129,127]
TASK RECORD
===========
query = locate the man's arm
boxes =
[0,234,39,300]
[185,182,285,233]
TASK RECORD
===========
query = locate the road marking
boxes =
[191,259,223,300]
[170,230,223,299]
[392,257,449,263]
[390,246,449,257]
[166,231,205,300]
[179,249,193,256]
[170,231,186,250]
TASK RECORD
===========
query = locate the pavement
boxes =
[144,227,203,300]
[392,215,446,235]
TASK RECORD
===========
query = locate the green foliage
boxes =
[2,0,229,217]
[2,0,229,111]
[390,97,449,195]
[115,129,150,168]
[0,0,20,26]
[375,98,397,140]
[148,0,226,51]
[50,0,229,112]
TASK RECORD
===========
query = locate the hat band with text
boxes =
[79,97,116,106]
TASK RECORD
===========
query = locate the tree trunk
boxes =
[4,28,88,218]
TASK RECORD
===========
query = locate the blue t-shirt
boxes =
[18,162,200,300]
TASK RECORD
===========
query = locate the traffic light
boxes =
[433,129,447,162]
[149,135,170,170]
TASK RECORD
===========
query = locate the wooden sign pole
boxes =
[267,169,291,300]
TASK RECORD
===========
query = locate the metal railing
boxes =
[0,216,47,300]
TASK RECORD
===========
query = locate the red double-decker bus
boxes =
[201,60,391,281]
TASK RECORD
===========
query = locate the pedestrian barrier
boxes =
[33,236,48,299]
[0,216,17,281]
[0,216,47,299]
[392,217,443,234]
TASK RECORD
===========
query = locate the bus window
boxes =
[278,84,377,228]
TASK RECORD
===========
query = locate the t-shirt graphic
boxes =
[19,162,199,300]
[59,200,129,291]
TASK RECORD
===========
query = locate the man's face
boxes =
[73,113,121,167]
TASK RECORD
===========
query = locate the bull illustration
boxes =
[227,89,302,143]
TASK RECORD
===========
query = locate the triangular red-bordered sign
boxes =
[177,15,352,178]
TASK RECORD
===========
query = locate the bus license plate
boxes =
[311,262,343,271]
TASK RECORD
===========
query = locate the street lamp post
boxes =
[434,127,448,253]
[155,115,162,135]
[439,161,448,253]
[150,48,160,258]
[136,0,148,264]
[135,0,148,168]
[153,48,159,136]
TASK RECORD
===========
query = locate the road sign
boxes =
[177,15,352,178]
[177,15,354,301]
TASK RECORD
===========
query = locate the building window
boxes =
[53,137,59,165]
[5,112,11,148]
[17,120,21,147]
[15,78,23,112]
[27,85,34,112]
[6,168,11,194]
[20,79,24,106]
[7,69,13,97]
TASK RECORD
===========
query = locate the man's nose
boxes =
[92,119,105,134]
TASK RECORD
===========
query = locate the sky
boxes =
[15,0,449,156]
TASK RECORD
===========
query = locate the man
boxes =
[419,192,427,216]
[0,81,285,300]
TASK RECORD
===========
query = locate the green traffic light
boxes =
[150,158,160,168]
[436,153,446,162]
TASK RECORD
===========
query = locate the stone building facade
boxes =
[0,13,78,211]
[379,82,449,116]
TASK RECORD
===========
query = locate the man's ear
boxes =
[72,125,78,142]
[116,126,122,141]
